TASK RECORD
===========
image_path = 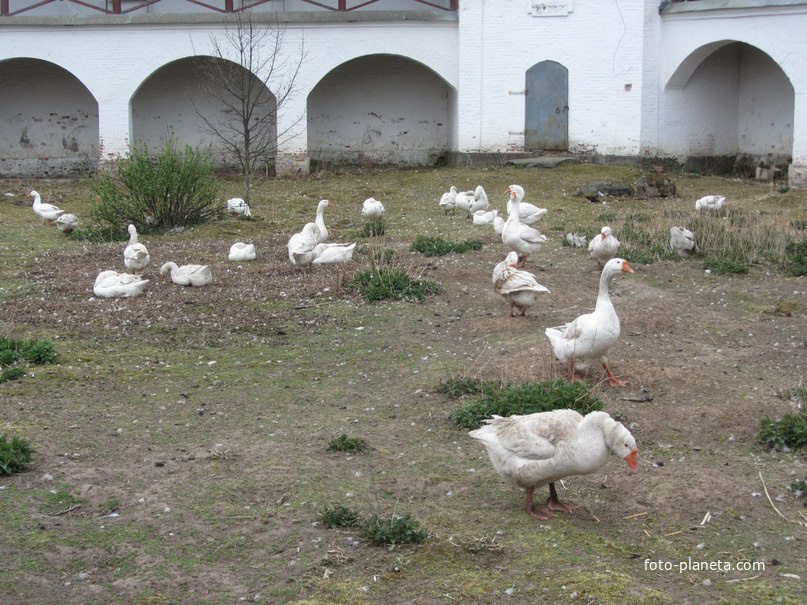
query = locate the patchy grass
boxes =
[359,514,427,546]
[327,434,369,453]
[0,435,33,475]
[451,379,604,430]
[410,235,484,256]
[351,266,439,302]
[758,408,807,451]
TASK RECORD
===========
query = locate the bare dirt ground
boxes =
[1,168,806,604]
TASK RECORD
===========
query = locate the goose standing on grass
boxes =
[501,186,548,268]
[468,409,638,521]
[56,213,79,233]
[227,197,251,217]
[93,270,149,298]
[160,262,213,287]
[30,191,64,222]
[439,185,458,215]
[694,195,725,211]
[505,185,548,225]
[492,251,550,317]
[361,197,385,219]
[287,223,320,266]
[669,226,696,257]
[468,185,490,215]
[545,258,634,386]
[123,224,150,275]
[228,242,257,261]
[588,226,620,268]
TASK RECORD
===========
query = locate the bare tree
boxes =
[193,11,305,202]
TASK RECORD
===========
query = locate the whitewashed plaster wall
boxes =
[0,19,457,172]
[658,1,807,183]
[456,0,645,156]
[0,58,98,174]
[307,55,452,165]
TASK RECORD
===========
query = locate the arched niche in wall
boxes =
[131,56,277,170]
[0,58,98,178]
[663,41,793,164]
[306,54,455,167]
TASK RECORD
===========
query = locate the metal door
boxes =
[525,61,568,151]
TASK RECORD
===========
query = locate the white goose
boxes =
[468,185,490,215]
[492,214,505,236]
[228,242,257,261]
[311,242,357,264]
[159,262,213,287]
[492,251,550,317]
[694,195,725,211]
[472,208,499,226]
[439,185,458,215]
[545,258,634,387]
[361,197,385,219]
[669,226,696,257]
[469,409,638,520]
[588,226,620,268]
[123,224,150,275]
[287,223,320,266]
[501,186,548,267]
[227,197,251,217]
[56,213,79,233]
[565,233,588,248]
[505,185,548,225]
[30,191,64,221]
[310,199,330,243]
[93,270,149,298]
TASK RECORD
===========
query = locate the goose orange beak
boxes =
[624,448,639,472]
[622,260,634,273]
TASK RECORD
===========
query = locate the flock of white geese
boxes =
[29,185,720,520]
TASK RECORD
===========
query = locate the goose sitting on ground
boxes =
[492,251,550,317]
[505,185,548,225]
[501,186,548,268]
[123,224,150,275]
[565,233,588,248]
[311,242,357,264]
[30,191,64,222]
[473,208,499,226]
[545,258,634,387]
[227,197,251,217]
[669,226,696,257]
[694,195,725,211]
[439,185,458,215]
[228,242,257,261]
[588,226,620,268]
[56,213,79,233]
[93,270,149,298]
[288,223,320,266]
[160,262,213,287]
[468,409,638,520]
[309,199,330,243]
[361,197,385,219]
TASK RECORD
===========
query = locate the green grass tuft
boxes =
[0,435,34,475]
[352,267,439,302]
[327,434,369,453]
[435,377,486,399]
[357,218,386,238]
[320,505,362,529]
[410,235,484,257]
[451,379,604,430]
[360,514,427,546]
[781,238,807,276]
[758,409,807,451]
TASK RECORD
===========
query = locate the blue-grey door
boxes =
[525,61,568,151]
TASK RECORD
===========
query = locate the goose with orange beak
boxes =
[470,409,638,520]
[546,257,634,386]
